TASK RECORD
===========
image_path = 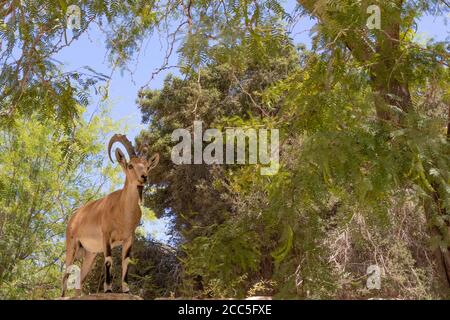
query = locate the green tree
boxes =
[137,32,299,297]
[0,106,120,299]
[291,0,450,290]
[0,0,162,128]
[137,0,450,299]
[0,0,290,129]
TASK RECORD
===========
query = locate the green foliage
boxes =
[0,106,120,299]
[137,0,450,299]
[0,0,160,130]
[137,29,299,297]
[182,219,262,298]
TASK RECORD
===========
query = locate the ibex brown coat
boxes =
[61,134,159,296]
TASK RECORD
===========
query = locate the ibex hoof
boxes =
[122,283,130,293]
[104,282,113,293]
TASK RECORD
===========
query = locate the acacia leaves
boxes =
[0,107,120,299]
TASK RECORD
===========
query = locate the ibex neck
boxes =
[122,178,142,207]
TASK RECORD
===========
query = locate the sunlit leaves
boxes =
[0,106,120,299]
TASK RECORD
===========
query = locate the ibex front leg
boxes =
[103,236,113,293]
[121,236,133,293]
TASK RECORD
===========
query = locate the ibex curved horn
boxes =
[108,134,136,163]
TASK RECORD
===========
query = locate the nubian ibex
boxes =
[61,134,159,296]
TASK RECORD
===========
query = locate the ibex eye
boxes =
[128,164,133,169]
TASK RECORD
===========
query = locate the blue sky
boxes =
[53,1,449,242]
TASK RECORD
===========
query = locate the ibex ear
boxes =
[147,153,159,171]
[115,148,127,166]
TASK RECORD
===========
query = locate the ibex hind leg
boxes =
[103,239,113,293]
[121,237,133,293]
[80,251,97,285]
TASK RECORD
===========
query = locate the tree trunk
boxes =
[372,78,412,121]
[447,103,450,139]
[297,0,450,290]
[368,2,449,289]
[380,80,450,291]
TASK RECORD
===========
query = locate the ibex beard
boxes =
[61,134,159,297]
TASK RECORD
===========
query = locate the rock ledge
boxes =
[59,293,143,300]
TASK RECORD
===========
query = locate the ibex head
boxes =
[108,134,159,186]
